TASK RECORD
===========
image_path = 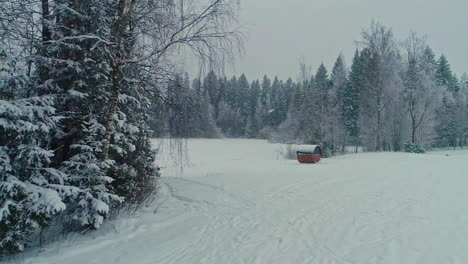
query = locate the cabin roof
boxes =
[296,144,321,153]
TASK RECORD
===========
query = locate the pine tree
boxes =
[237,74,251,120]
[421,46,437,76]
[269,77,282,127]
[330,54,348,153]
[0,53,68,253]
[276,83,304,143]
[300,80,321,144]
[246,80,261,137]
[284,78,295,111]
[1,0,241,254]
[434,55,463,147]
[314,63,332,146]
[226,76,238,107]
[276,80,289,126]
[342,50,363,149]
[33,0,139,230]
[203,71,219,109]
[259,75,272,133]
[359,22,401,151]
[216,77,228,118]
[249,80,261,118]
[435,96,459,147]
[435,55,453,89]
[435,55,460,93]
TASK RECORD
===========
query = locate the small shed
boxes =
[296,145,322,164]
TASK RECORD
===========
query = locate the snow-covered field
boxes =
[7,139,468,264]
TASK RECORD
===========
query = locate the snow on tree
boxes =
[330,54,349,153]
[0,0,242,254]
[433,55,466,147]
[402,32,438,146]
[314,63,332,147]
[343,50,363,147]
[358,22,402,151]
[0,53,68,253]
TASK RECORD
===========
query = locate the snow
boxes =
[295,144,320,153]
[6,139,468,264]
[25,183,67,216]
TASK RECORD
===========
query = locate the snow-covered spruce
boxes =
[0,0,159,254]
[0,89,71,252]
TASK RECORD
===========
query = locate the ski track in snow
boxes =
[6,139,468,264]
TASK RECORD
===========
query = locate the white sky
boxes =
[225,0,468,81]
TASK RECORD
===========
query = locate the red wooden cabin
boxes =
[296,145,322,164]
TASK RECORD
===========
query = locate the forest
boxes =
[152,27,468,155]
[1,0,467,257]
[0,0,241,254]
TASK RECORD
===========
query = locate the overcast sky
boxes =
[226,0,468,81]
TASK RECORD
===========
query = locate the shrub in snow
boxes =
[277,144,298,160]
[258,126,275,139]
[321,144,333,158]
[404,142,426,153]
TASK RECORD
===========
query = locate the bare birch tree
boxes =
[101,0,244,159]
[359,21,399,151]
[403,32,437,145]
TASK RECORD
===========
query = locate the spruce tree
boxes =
[259,75,272,132]
[342,50,363,148]
[237,74,251,119]
[434,55,462,147]
[331,55,348,152]
[270,77,283,127]
[0,53,67,253]
[421,46,437,76]
[435,55,455,91]
[275,82,303,143]
[314,63,332,145]
[203,71,219,109]
[246,80,261,137]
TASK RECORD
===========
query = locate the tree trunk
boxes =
[376,107,382,151]
[375,81,383,151]
[41,0,51,42]
[101,0,128,160]
[102,72,120,160]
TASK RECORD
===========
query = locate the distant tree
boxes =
[246,80,261,137]
[259,75,272,132]
[358,21,400,151]
[435,55,454,90]
[330,54,348,152]
[276,81,304,143]
[203,71,220,110]
[421,46,437,76]
[237,74,251,119]
[269,76,283,127]
[261,75,272,108]
[402,32,437,145]
[342,50,363,150]
[314,63,332,145]
[433,54,466,147]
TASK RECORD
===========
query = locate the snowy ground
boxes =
[6,139,468,264]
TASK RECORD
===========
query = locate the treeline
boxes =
[152,23,468,153]
[0,0,240,255]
